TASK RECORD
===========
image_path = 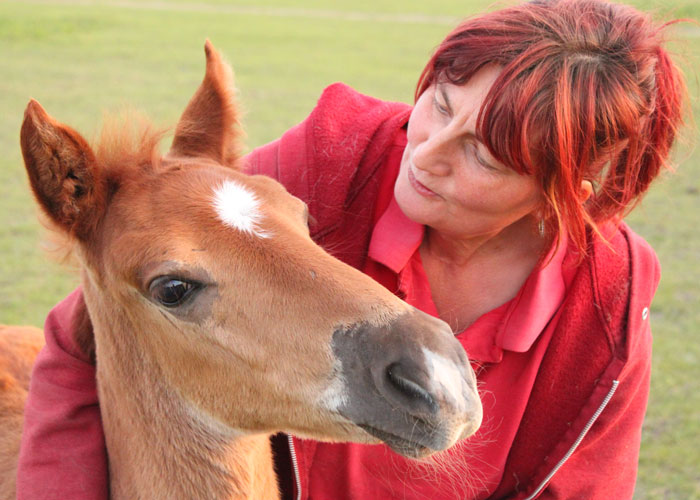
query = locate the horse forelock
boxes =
[93,110,168,182]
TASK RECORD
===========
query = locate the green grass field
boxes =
[1,0,698,497]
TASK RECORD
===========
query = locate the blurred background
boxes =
[0,0,698,497]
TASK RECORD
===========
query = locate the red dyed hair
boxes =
[416,0,687,255]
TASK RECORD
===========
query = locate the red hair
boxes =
[416,0,687,255]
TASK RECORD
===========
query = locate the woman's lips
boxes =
[407,164,439,198]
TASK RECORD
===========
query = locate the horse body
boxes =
[0,42,482,499]
[0,326,42,500]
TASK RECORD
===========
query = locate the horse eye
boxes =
[149,277,199,307]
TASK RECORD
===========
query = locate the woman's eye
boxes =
[470,144,497,171]
[433,96,449,115]
[475,149,489,167]
[149,278,199,307]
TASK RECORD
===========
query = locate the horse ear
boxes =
[169,40,241,168]
[20,99,106,241]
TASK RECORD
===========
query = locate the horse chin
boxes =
[357,424,436,459]
[305,419,438,459]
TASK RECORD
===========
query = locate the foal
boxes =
[1,42,482,499]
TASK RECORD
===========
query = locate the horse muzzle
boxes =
[329,308,482,458]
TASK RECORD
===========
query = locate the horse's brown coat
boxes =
[0,42,481,499]
[0,326,43,500]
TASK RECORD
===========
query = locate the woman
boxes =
[17,0,687,498]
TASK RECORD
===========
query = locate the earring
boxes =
[538,218,545,237]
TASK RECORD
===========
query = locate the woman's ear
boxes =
[580,180,593,203]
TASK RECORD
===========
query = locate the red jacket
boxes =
[17,84,658,499]
[247,83,658,499]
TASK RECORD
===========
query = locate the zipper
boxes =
[524,380,619,500]
[288,434,302,500]
[284,382,618,499]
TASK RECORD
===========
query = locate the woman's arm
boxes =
[536,232,657,500]
[16,288,108,500]
[536,346,651,499]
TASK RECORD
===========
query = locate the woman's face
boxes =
[395,65,543,241]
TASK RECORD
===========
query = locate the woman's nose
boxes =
[412,130,452,177]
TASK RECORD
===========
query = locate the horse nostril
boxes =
[386,363,439,415]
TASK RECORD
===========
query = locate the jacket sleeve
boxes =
[533,227,658,500]
[16,288,108,500]
[536,341,651,499]
[244,82,411,236]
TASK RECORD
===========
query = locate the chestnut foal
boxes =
[0,42,481,499]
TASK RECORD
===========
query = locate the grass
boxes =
[0,0,698,498]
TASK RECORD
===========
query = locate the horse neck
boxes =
[84,291,280,500]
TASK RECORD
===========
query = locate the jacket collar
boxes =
[368,196,570,356]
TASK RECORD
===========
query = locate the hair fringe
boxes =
[416,0,691,259]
